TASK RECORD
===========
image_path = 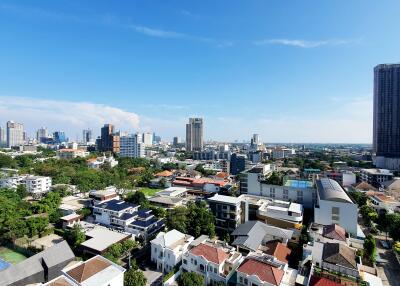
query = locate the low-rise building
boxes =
[87,155,118,169]
[60,213,82,229]
[360,168,394,188]
[89,187,120,205]
[24,175,52,197]
[182,237,243,286]
[93,199,164,240]
[57,148,89,159]
[151,229,194,273]
[314,179,359,237]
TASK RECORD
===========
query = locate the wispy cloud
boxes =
[253,38,360,48]
[0,96,140,136]
[129,25,186,39]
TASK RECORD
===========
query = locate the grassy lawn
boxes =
[0,247,27,264]
[138,187,162,197]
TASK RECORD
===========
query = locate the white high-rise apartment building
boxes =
[252,134,261,145]
[186,118,203,152]
[6,121,24,147]
[0,127,6,146]
[120,133,145,158]
[36,127,48,142]
[142,132,153,147]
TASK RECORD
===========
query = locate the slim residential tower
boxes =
[186,118,203,152]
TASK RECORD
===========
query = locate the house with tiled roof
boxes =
[42,255,125,286]
[236,254,297,286]
[182,236,242,285]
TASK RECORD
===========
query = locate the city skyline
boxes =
[1,1,400,143]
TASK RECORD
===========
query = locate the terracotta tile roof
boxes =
[47,276,75,286]
[66,256,111,282]
[155,170,174,177]
[237,258,284,286]
[264,241,291,263]
[215,172,229,178]
[190,243,229,264]
[323,224,346,242]
[354,181,377,191]
[309,276,343,286]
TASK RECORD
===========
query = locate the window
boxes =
[214,267,217,273]
[244,278,248,285]
[332,207,340,221]
[239,276,243,283]
[183,259,187,265]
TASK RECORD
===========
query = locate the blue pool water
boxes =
[0,258,11,271]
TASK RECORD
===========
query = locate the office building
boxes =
[82,129,93,144]
[96,124,120,153]
[173,136,181,147]
[120,133,145,158]
[373,64,400,169]
[230,153,247,175]
[185,118,203,151]
[6,120,24,147]
[142,132,153,146]
[36,127,48,143]
[53,131,67,144]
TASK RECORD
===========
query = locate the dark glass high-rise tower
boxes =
[373,64,400,169]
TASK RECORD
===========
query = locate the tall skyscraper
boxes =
[96,124,120,153]
[142,132,153,147]
[373,64,400,169]
[6,121,24,147]
[120,133,145,158]
[0,126,6,146]
[36,127,48,143]
[53,131,67,144]
[173,136,181,147]
[186,118,203,152]
[82,129,93,144]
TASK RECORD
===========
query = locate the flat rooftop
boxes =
[284,179,313,189]
[80,225,131,253]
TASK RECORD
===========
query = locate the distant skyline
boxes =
[1,1,400,143]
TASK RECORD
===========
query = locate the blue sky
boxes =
[0,0,399,143]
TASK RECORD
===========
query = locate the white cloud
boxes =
[129,25,186,39]
[0,96,140,137]
[254,38,359,48]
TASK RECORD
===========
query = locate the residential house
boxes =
[182,237,243,286]
[151,229,194,273]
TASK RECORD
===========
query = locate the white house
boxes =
[182,237,242,286]
[151,229,194,273]
[314,178,359,237]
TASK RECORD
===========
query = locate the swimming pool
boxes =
[0,258,11,271]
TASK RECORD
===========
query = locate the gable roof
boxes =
[264,241,291,264]
[232,221,293,252]
[354,181,377,191]
[155,170,174,177]
[66,256,111,282]
[237,258,284,286]
[322,243,356,269]
[151,229,187,248]
[190,243,229,264]
[309,276,342,286]
[323,224,347,242]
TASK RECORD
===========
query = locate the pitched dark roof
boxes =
[322,243,356,269]
[96,199,136,211]
[323,224,346,242]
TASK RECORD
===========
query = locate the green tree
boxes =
[65,224,86,248]
[179,272,204,286]
[124,268,147,286]
[0,154,14,168]
[26,216,49,238]
[348,191,367,207]
[363,234,376,263]
[125,191,149,208]
[16,184,28,199]
[166,206,189,233]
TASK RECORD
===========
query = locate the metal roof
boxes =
[316,178,353,203]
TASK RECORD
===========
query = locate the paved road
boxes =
[374,236,400,286]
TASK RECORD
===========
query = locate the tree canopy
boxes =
[179,272,204,286]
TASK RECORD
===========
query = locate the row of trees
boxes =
[0,189,62,243]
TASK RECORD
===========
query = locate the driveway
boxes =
[142,267,163,286]
[374,236,400,286]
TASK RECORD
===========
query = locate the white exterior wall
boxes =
[255,184,316,208]
[182,254,226,286]
[25,176,52,194]
[100,273,124,286]
[314,200,358,236]
[342,172,356,187]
